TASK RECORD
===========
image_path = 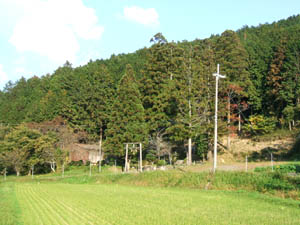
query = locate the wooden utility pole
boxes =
[212,64,226,173]
[99,128,103,173]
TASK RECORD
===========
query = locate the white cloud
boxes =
[15,67,26,74]
[0,65,9,88]
[9,0,104,64]
[123,6,159,27]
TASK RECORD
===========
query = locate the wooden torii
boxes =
[124,142,142,173]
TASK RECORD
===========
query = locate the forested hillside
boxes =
[1,15,300,174]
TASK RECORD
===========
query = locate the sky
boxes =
[0,0,300,90]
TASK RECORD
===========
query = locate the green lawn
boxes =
[1,181,300,225]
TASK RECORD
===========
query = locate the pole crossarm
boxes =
[213,64,226,79]
[124,142,142,145]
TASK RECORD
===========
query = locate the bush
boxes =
[254,164,300,173]
[69,160,84,166]
[244,115,277,136]
[290,135,300,159]
[157,160,166,166]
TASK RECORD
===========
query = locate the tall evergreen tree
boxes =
[105,64,147,159]
[216,30,252,149]
[167,45,211,165]
[140,34,182,159]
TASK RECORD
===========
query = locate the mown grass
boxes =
[1,181,300,225]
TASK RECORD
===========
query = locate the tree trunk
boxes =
[62,162,65,178]
[289,121,292,131]
[188,137,192,166]
[16,168,20,177]
[156,134,161,160]
[125,144,128,172]
[227,96,231,151]
[187,56,193,166]
[99,128,103,172]
[127,160,131,172]
[168,152,172,165]
[238,113,241,135]
[31,165,34,179]
[139,143,142,172]
[50,162,56,172]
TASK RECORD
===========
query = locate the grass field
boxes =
[1,178,300,225]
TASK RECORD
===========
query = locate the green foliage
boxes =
[105,64,147,157]
[157,159,166,166]
[194,134,209,160]
[283,105,295,124]
[1,15,300,163]
[0,125,58,175]
[145,149,157,163]
[254,164,300,173]
[290,135,300,158]
[244,115,277,135]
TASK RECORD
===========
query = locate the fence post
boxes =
[245,155,248,172]
[271,153,274,172]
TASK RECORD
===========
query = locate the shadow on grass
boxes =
[249,147,290,162]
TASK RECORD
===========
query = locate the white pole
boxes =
[213,64,226,173]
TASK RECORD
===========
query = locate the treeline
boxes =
[1,15,300,172]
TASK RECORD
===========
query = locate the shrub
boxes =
[69,160,84,166]
[244,115,277,136]
[157,160,166,166]
[254,164,300,173]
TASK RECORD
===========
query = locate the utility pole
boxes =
[213,64,226,173]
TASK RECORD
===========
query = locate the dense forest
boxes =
[1,15,300,175]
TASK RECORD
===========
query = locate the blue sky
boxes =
[0,0,300,90]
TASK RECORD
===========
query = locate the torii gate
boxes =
[124,142,142,173]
